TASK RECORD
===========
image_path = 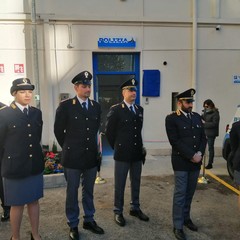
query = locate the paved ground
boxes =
[0,156,240,240]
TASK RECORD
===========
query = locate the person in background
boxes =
[54,71,104,240]
[202,99,220,169]
[0,78,44,240]
[165,88,207,240]
[105,78,149,227]
[0,102,11,222]
[229,120,240,209]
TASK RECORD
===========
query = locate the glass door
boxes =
[93,53,140,155]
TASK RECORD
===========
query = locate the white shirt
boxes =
[15,102,29,113]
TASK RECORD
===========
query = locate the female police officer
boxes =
[0,78,44,240]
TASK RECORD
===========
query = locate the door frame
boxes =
[92,52,140,104]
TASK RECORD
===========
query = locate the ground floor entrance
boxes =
[93,52,140,155]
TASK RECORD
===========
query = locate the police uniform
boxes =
[54,71,104,238]
[105,79,149,226]
[0,102,11,221]
[0,78,44,206]
[165,89,206,239]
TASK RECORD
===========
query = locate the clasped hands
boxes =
[191,151,202,163]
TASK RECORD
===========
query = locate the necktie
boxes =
[23,108,28,116]
[130,106,135,114]
[82,102,87,111]
[187,113,191,119]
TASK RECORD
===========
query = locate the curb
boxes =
[44,173,66,189]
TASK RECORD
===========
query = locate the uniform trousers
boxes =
[64,166,97,228]
[114,160,142,214]
[173,170,200,229]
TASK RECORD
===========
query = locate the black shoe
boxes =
[184,219,198,231]
[83,221,104,234]
[114,213,126,227]
[1,209,10,222]
[173,228,186,240]
[69,227,79,240]
[31,233,42,240]
[129,209,149,221]
[205,164,213,169]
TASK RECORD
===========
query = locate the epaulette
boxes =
[10,103,17,109]
[176,109,181,116]
[0,106,7,110]
[90,100,94,106]
[110,103,120,109]
[134,105,139,109]
[60,98,69,103]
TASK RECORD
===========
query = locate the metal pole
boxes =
[198,154,209,184]
[31,0,41,109]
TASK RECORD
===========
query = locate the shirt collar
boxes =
[15,102,29,112]
[124,100,135,109]
[77,96,88,107]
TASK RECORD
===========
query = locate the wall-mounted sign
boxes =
[14,64,24,73]
[233,75,240,84]
[0,64,4,73]
[98,37,136,48]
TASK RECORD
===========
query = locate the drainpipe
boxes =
[31,0,41,109]
[192,0,198,111]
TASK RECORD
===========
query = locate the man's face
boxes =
[13,90,33,106]
[179,100,193,113]
[74,84,91,100]
[122,88,137,104]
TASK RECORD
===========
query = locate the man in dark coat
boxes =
[105,78,149,227]
[165,89,207,240]
[54,71,104,240]
[0,102,10,222]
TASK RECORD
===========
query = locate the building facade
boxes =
[1,0,240,154]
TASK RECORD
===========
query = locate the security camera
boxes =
[216,25,221,31]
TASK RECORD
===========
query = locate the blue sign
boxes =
[98,37,136,48]
[233,75,240,84]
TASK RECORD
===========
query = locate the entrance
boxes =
[93,53,140,155]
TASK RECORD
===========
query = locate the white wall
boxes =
[1,0,240,151]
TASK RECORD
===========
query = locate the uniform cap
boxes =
[10,78,35,95]
[120,78,138,90]
[176,88,196,102]
[71,71,92,85]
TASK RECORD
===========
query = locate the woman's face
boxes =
[14,90,33,106]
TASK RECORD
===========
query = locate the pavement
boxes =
[0,155,240,240]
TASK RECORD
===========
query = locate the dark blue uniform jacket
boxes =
[105,102,143,162]
[165,110,207,171]
[0,102,44,178]
[54,97,101,170]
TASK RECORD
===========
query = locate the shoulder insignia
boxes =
[176,109,181,116]
[135,105,139,109]
[90,100,94,106]
[0,106,7,110]
[122,103,125,108]
[10,103,16,109]
[72,99,76,105]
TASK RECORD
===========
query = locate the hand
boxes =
[191,153,202,163]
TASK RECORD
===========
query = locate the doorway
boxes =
[93,52,140,155]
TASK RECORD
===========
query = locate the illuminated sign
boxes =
[98,37,136,48]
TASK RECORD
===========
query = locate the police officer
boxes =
[0,78,44,240]
[0,102,11,222]
[165,89,207,240]
[54,71,104,240]
[105,78,149,227]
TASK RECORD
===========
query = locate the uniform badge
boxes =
[84,71,89,79]
[23,78,28,84]
[131,79,135,85]
[11,103,16,109]
[72,99,76,105]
